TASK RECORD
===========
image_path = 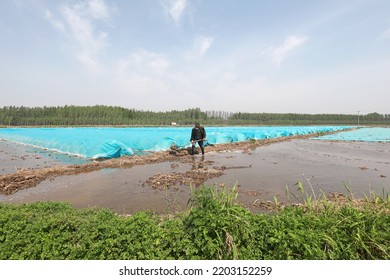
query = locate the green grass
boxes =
[0,185,389,260]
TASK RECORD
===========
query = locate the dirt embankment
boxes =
[0,131,349,195]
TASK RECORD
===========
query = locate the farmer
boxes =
[190,122,206,155]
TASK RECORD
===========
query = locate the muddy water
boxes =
[0,139,87,175]
[0,139,389,214]
[209,140,390,201]
[0,161,193,214]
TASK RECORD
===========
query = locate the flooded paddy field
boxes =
[1,131,389,214]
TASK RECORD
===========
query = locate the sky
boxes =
[1,0,390,114]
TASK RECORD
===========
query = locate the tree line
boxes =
[0,105,389,126]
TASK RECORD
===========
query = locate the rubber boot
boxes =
[191,145,195,155]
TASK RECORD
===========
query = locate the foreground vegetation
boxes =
[0,186,389,260]
[1,105,389,126]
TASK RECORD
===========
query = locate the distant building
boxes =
[171,122,177,126]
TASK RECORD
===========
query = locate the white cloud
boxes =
[115,50,172,104]
[196,36,214,57]
[77,52,104,74]
[43,0,114,72]
[186,36,214,59]
[87,0,112,20]
[44,9,65,32]
[164,0,187,25]
[115,65,171,106]
[61,2,110,53]
[266,35,309,65]
[117,50,171,73]
[62,6,98,51]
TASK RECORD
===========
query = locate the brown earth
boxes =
[0,132,331,195]
[1,128,389,214]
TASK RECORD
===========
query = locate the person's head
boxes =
[194,122,200,128]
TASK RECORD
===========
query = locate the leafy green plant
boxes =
[184,184,254,259]
[0,185,389,260]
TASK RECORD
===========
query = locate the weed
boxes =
[0,185,389,260]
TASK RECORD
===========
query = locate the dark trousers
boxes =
[192,141,204,155]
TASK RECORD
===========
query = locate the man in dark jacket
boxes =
[190,122,206,155]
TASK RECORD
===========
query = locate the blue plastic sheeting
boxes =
[312,127,390,142]
[0,126,352,159]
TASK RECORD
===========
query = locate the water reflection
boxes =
[191,155,205,171]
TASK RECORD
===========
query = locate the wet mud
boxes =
[1,131,389,214]
[0,134,316,195]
